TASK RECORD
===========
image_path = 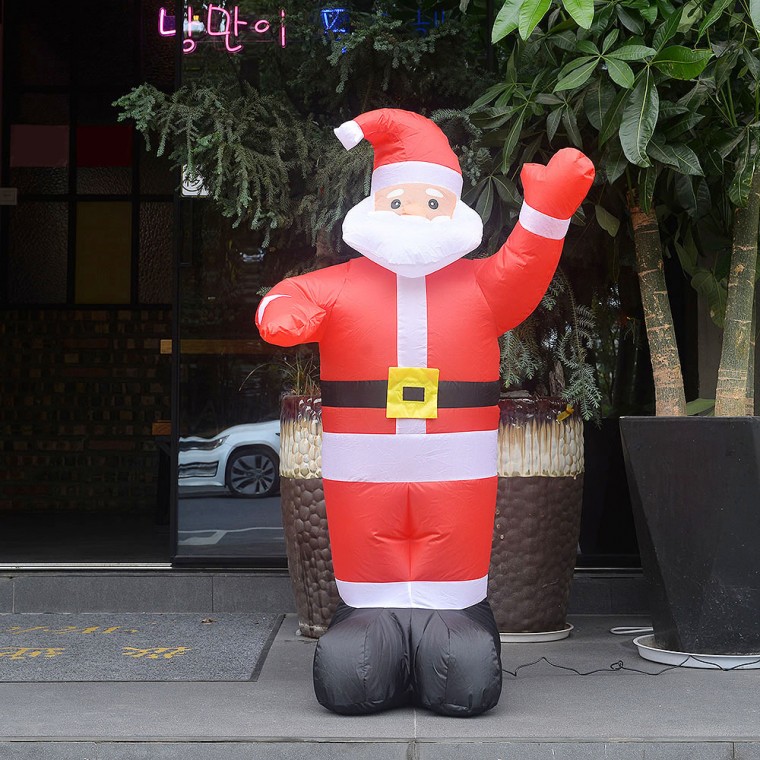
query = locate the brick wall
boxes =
[0,309,171,513]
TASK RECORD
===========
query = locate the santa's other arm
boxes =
[475,148,594,333]
[255,267,343,347]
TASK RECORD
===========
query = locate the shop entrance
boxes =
[0,0,175,563]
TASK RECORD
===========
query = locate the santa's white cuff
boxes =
[256,293,290,323]
[334,120,364,150]
[519,202,571,240]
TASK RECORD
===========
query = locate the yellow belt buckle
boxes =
[386,367,440,419]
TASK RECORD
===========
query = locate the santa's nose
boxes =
[400,202,425,216]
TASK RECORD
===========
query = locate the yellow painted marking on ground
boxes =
[0,647,65,660]
[4,625,135,635]
[122,646,192,660]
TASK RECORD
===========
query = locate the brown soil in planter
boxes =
[489,474,584,633]
[280,476,339,638]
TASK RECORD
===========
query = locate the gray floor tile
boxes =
[95,741,409,760]
[13,575,213,613]
[417,744,734,760]
[212,573,295,613]
[0,743,99,759]
[0,577,13,612]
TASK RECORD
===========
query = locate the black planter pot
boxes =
[620,416,760,655]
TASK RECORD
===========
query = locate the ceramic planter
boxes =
[621,416,760,655]
[279,395,338,638]
[488,397,585,634]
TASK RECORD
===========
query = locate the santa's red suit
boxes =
[257,109,594,716]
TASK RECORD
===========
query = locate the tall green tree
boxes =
[476,0,760,416]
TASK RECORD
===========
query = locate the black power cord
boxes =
[502,654,760,678]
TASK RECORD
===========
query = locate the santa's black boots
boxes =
[312,600,502,716]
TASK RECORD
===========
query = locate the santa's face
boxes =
[342,182,483,278]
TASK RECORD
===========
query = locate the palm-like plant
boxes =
[474,0,760,417]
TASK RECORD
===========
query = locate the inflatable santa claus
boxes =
[257,109,594,716]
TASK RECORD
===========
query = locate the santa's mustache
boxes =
[342,196,484,278]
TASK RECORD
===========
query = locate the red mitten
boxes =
[520,148,595,220]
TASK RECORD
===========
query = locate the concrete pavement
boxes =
[1,614,759,758]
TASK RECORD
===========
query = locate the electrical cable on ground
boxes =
[502,654,760,678]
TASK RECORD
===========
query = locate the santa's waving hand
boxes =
[257,109,594,717]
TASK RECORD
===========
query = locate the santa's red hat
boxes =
[334,109,463,198]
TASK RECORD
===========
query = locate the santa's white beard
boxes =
[341,197,484,278]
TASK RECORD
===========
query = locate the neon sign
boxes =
[158,6,286,54]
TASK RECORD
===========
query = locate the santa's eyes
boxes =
[428,198,439,210]
[390,199,401,209]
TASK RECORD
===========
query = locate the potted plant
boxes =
[478,0,760,654]
[488,268,600,637]
[275,351,339,638]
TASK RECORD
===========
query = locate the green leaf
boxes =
[670,144,704,176]
[475,178,495,221]
[562,0,594,29]
[674,240,698,276]
[697,0,733,40]
[492,0,523,42]
[519,0,551,39]
[751,0,760,35]
[554,58,599,91]
[599,87,630,146]
[595,204,620,237]
[691,268,727,326]
[562,107,583,147]
[675,173,698,217]
[619,71,659,167]
[604,57,635,88]
[493,174,521,206]
[633,1,658,23]
[535,93,565,105]
[547,107,563,141]
[550,30,579,51]
[729,133,755,207]
[639,165,658,212]
[557,54,598,80]
[648,140,704,175]
[659,101,690,119]
[686,398,715,416]
[715,129,745,160]
[678,0,702,32]
[663,111,704,140]
[576,39,599,55]
[606,44,657,61]
[616,7,644,34]
[652,8,682,51]
[584,79,615,130]
[651,46,712,80]
[602,29,619,53]
[742,48,760,82]
[602,143,628,183]
[469,83,511,110]
[676,83,707,110]
[501,112,526,171]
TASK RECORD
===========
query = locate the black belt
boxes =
[321,379,501,409]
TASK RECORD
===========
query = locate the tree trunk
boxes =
[628,202,687,417]
[746,298,756,415]
[715,172,760,417]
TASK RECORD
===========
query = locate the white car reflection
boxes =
[178,420,280,497]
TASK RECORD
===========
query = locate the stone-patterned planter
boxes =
[279,395,339,638]
[488,397,585,633]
